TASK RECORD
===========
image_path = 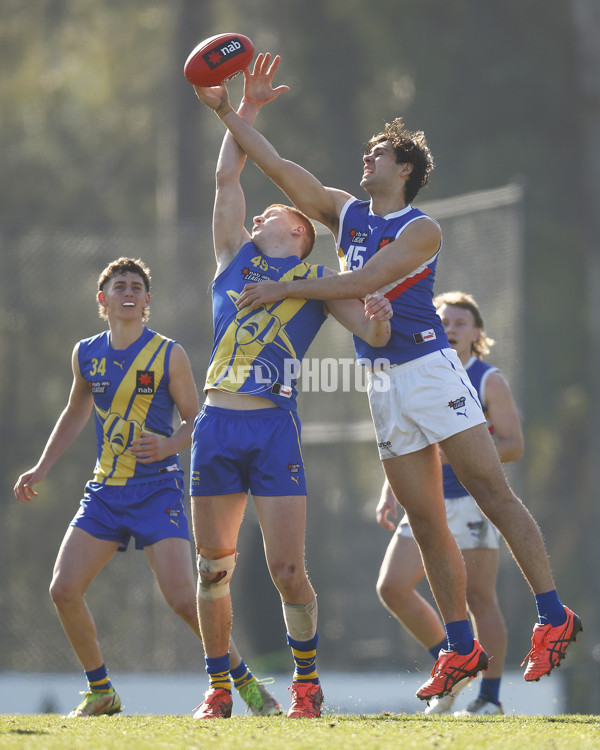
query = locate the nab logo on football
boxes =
[136,370,155,395]
[203,37,245,70]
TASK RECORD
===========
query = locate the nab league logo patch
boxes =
[448,396,468,417]
[288,463,301,486]
[89,380,110,394]
[241,267,271,283]
[136,370,155,395]
[349,229,368,245]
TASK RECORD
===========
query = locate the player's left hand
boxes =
[129,431,168,463]
[376,487,398,531]
[364,292,393,321]
[236,281,285,310]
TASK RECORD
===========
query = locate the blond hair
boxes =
[434,290,495,358]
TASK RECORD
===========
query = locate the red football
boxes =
[184,33,254,87]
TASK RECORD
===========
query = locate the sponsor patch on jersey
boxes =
[288,463,301,473]
[159,463,180,474]
[349,229,369,245]
[271,383,292,398]
[136,370,155,394]
[448,396,466,410]
[378,440,392,449]
[89,380,110,394]
[241,267,272,282]
[377,236,394,251]
[413,329,437,344]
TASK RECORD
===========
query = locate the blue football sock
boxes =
[429,638,447,660]
[535,590,566,627]
[85,664,112,692]
[478,677,501,705]
[445,620,474,655]
[205,653,231,693]
[287,632,319,684]
[230,659,254,690]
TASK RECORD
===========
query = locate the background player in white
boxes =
[14,257,279,717]
[194,56,581,701]
[376,291,523,715]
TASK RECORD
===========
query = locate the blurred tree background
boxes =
[2,0,599,712]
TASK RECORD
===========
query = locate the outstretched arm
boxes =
[195,54,352,234]
[14,344,93,503]
[236,216,442,309]
[324,266,392,347]
[195,54,290,273]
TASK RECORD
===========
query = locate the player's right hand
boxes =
[14,468,43,504]
[193,83,230,114]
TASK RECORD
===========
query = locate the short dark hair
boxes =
[97,257,151,321]
[366,117,435,203]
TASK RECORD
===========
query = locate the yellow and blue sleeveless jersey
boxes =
[78,327,181,486]
[337,198,448,364]
[443,357,498,498]
[204,241,328,411]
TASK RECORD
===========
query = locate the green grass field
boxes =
[2,714,600,750]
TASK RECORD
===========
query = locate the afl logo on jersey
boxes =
[136,370,155,395]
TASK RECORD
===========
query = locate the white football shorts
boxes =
[397,493,500,550]
[367,348,486,459]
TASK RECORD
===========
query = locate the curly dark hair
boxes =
[365,117,435,203]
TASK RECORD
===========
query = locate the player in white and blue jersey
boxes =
[190,55,392,720]
[376,292,523,716]
[199,61,581,702]
[14,257,280,718]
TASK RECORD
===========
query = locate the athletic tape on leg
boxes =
[283,596,318,642]
[197,552,236,601]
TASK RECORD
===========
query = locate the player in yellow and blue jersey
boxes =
[190,55,392,720]
[14,257,280,718]
[197,55,582,706]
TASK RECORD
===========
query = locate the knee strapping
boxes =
[197,552,237,601]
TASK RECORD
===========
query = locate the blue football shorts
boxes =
[70,473,190,550]
[190,404,307,497]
